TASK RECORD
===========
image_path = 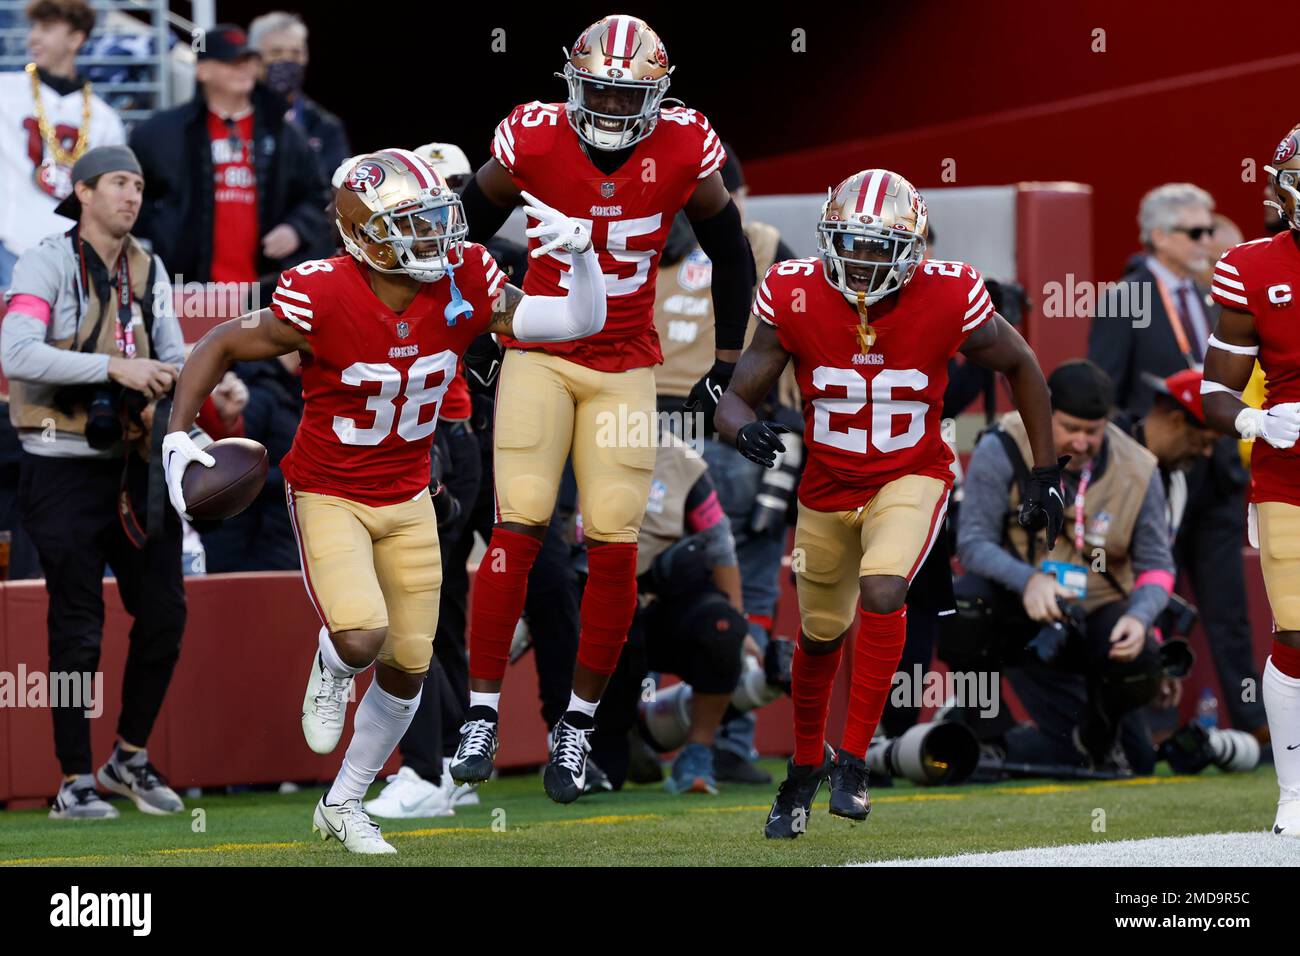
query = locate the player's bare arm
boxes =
[716,322,793,467]
[1202,306,1299,447]
[682,170,757,416]
[960,313,1067,544]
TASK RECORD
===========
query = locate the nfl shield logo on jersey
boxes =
[678,249,713,292]
[396,321,411,339]
[601,181,616,199]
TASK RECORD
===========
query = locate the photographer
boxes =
[589,432,759,794]
[0,145,187,819]
[952,360,1175,774]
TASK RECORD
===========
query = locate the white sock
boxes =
[1264,657,1300,799]
[319,626,365,678]
[566,691,599,718]
[327,682,420,805]
[469,690,500,713]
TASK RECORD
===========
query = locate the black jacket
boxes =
[129,84,329,292]
[1087,257,1220,418]
[199,358,304,572]
[288,94,351,203]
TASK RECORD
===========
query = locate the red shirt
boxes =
[207,111,258,284]
[757,257,994,511]
[270,248,504,506]
[490,101,725,372]
[1210,231,1300,507]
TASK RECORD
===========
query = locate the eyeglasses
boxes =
[1172,226,1215,241]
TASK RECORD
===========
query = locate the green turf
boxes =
[0,762,1280,866]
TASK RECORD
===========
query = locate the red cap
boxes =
[1163,368,1205,424]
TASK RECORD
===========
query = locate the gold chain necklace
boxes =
[26,63,93,167]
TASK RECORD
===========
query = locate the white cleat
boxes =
[1272,788,1300,838]
[364,766,455,819]
[301,652,353,754]
[312,797,397,854]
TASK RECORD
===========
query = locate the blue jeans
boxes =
[702,438,787,759]
[0,241,18,292]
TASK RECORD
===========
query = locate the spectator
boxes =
[651,145,797,785]
[1089,184,1261,738]
[0,145,187,819]
[950,360,1174,773]
[248,11,351,206]
[128,24,328,312]
[0,0,125,289]
[1198,213,1243,287]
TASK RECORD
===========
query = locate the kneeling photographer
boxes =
[948,360,1176,775]
[1,146,188,819]
[589,432,777,795]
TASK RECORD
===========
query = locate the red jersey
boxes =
[756,257,994,511]
[270,247,505,506]
[1211,232,1300,507]
[207,111,258,284]
[490,101,725,372]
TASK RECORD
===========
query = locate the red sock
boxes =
[792,637,844,766]
[841,606,908,760]
[576,542,639,676]
[468,528,543,683]
[1272,639,1300,679]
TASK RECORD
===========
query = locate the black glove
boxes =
[465,333,505,393]
[681,359,735,436]
[432,482,461,528]
[735,420,789,468]
[1018,455,1069,549]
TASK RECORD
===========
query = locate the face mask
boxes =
[265,60,305,98]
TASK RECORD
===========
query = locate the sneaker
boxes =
[301,652,354,755]
[828,749,871,821]
[449,706,499,784]
[48,775,118,820]
[312,797,396,854]
[544,714,593,804]
[584,756,614,795]
[764,744,833,840]
[712,747,772,785]
[442,758,480,807]
[1273,787,1300,838]
[1072,725,1134,778]
[96,749,184,815]
[665,743,719,795]
[364,766,454,819]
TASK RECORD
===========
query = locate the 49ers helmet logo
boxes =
[344,162,386,193]
[1274,133,1298,165]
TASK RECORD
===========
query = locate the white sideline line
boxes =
[851,832,1299,867]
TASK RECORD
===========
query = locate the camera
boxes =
[56,383,151,451]
[1025,598,1088,665]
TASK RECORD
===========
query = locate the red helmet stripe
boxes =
[378,148,432,190]
[872,172,892,216]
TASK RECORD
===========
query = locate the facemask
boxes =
[265,60,305,98]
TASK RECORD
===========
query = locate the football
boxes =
[182,437,269,521]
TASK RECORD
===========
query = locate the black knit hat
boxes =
[1047,359,1114,421]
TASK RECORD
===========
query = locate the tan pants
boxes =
[793,475,949,643]
[286,484,442,674]
[493,349,657,543]
[1258,500,1300,631]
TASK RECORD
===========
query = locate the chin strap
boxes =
[855,291,876,354]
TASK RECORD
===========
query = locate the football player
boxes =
[449,14,756,802]
[1202,123,1300,838]
[715,169,1065,839]
[161,149,606,853]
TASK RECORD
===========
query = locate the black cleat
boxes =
[449,706,499,784]
[828,749,871,821]
[544,713,593,804]
[764,743,833,840]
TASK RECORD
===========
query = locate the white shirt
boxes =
[0,70,125,255]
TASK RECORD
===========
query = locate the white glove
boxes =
[163,430,215,520]
[521,190,592,258]
[1236,403,1300,449]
